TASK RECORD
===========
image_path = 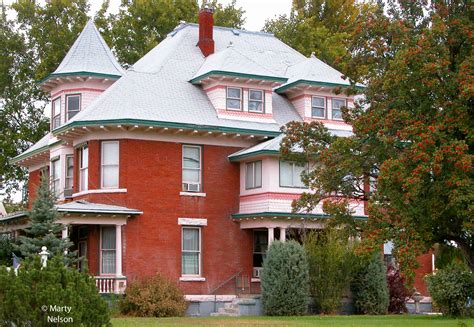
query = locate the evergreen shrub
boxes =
[119,274,187,317]
[261,240,309,316]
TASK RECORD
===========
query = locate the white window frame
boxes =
[245,160,262,189]
[182,145,202,193]
[100,225,116,276]
[51,157,61,197]
[51,97,61,130]
[65,154,74,190]
[226,87,242,111]
[248,89,265,113]
[79,146,88,192]
[311,96,326,118]
[332,98,346,120]
[181,226,202,277]
[279,161,308,188]
[100,141,120,189]
[66,94,81,121]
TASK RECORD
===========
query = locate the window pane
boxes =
[102,166,119,188]
[182,253,199,275]
[312,107,325,118]
[280,161,293,187]
[183,147,200,169]
[67,95,80,111]
[255,161,262,187]
[248,101,263,112]
[249,90,263,101]
[294,163,307,187]
[183,228,199,251]
[183,169,200,183]
[227,99,241,109]
[102,250,116,274]
[101,226,116,249]
[227,88,241,98]
[53,98,61,114]
[312,97,325,107]
[81,147,88,168]
[332,109,342,119]
[102,142,119,165]
[332,98,346,110]
[246,163,254,188]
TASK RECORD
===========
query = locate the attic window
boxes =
[311,96,325,118]
[67,94,81,120]
[248,89,264,113]
[332,98,346,120]
[226,87,242,110]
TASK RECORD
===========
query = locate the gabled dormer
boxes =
[275,55,362,130]
[40,20,124,131]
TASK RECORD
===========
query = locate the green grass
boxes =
[111,315,474,327]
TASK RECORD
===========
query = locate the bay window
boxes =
[182,145,201,192]
[100,226,116,274]
[52,97,61,129]
[332,98,346,120]
[66,94,81,120]
[248,89,264,113]
[182,227,201,276]
[101,141,119,188]
[79,146,88,192]
[226,87,242,110]
[65,155,74,190]
[311,96,326,118]
[51,158,61,197]
[245,161,262,189]
[280,161,308,188]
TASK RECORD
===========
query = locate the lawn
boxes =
[111,315,473,327]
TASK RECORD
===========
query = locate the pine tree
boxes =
[16,176,74,262]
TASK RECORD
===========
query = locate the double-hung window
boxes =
[311,96,326,118]
[79,146,88,192]
[279,161,308,188]
[100,226,116,274]
[66,94,81,120]
[182,227,201,276]
[182,145,201,192]
[51,158,61,197]
[226,87,242,110]
[52,97,61,129]
[65,155,74,190]
[253,230,268,268]
[245,161,262,189]
[101,141,119,188]
[248,89,264,113]
[332,98,346,120]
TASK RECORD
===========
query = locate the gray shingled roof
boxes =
[57,201,142,215]
[11,133,61,164]
[48,20,124,80]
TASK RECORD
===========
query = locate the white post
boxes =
[268,227,274,246]
[280,227,286,242]
[115,224,122,277]
[62,226,68,254]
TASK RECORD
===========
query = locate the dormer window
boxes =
[332,98,346,120]
[52,97,61,129]
[67,94,81,120]
[248,89,264,113]
[226,87,242,110]
[311,96,326,118]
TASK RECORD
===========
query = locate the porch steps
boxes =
[210,297,258,317]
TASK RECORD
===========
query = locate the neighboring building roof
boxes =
[0,202,6,217]
[190,46,286,84]
[0,211,28,223]
[43,20,124,83]
[56,201,142,215]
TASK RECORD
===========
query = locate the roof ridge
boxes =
[89,20,124,74]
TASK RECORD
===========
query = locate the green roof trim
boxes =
[231,211,368,221]
[228,149,279,162]
[190,70,288,84]
[39,71,122,85]
[275,79,365,93]
[53,119,282,137]
[11,139,63,164]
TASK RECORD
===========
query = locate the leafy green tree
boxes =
[16,176,74,262]
[281,0,473,283]
[97,0,245,67]
[261,240,309,316]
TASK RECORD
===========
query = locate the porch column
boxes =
[280,227,286,242]
[115,224,123,277]
[61,226,68,254]
[268,227,274,246]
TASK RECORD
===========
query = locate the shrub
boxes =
[351,252,389,315]
[261,240,309,316]
[0,255,110,326]
[426,264,474,317]
[387,266,410,313]
[120,274,186,317]
[304,229,357,314]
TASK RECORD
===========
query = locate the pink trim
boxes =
[51,88,104,99]
[203,85,225,93]
[240,192,301,202]
[303,117,350,126]
[217,109,273,119]
[288,94,307,101]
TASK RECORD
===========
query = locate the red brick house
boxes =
[1,8,433,315]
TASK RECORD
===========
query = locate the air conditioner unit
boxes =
[183,182,200,192]
[252,267,263,278]
[64,189,73,198]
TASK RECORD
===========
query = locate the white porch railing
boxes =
[95,276,127,294]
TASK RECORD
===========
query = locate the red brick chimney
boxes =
[198,7,214,57]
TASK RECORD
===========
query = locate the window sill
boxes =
[180,192,206,197]
[179,276,206,282]
[251,278,261,283]
[73,188,127,197]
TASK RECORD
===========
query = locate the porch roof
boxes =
[56,201,143,215]
[231,211,368,221]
